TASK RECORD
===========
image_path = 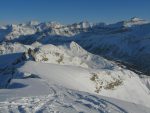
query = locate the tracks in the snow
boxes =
[0,84,128,113]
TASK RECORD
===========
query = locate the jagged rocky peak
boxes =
[8,24,19,31]
[79,21,92,28]
[70,41,87,55]
[69,21,92,29]
[48,21,64,28]
[36,21,64,31]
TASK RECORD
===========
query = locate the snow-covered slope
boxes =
[0,60,150,112]
[1,82,150,113]
[140,75,150,90]
[17,61,150,108]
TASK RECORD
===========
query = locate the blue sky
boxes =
[0,0,150,25]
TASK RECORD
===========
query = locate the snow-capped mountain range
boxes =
[0,17,150,113]
[0,17,150,75]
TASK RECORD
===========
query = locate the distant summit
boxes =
[130,17,144,22]
[108,17,149,28]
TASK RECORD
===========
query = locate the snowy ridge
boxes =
[0,21,92,42]
[0,42,31,55]
[33,41,114,69]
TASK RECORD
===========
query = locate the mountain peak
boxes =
[124,17,149,27]
[130,17,144,22]
[79,21,92,28]
[108,17,149,28]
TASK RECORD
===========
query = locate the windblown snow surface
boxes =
[0,81,150,113]
[0,61,150,113]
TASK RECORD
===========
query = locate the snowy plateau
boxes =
[0,17,150,113]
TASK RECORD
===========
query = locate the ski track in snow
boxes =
[0,83,128,113]
[0,67,150,113]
